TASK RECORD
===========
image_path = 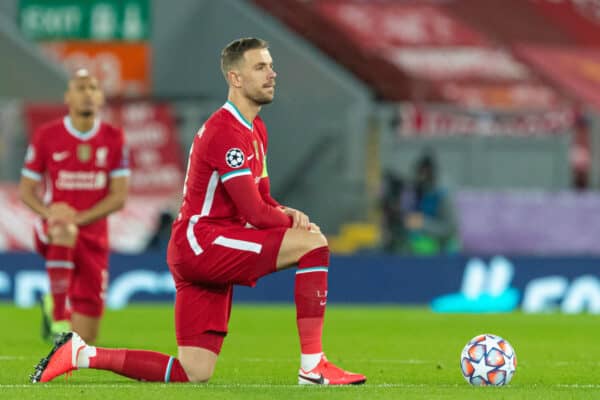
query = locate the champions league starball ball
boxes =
[460,333,517,386]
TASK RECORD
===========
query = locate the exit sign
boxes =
[19,0,150,41]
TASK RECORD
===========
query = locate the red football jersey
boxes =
[170,101,287,258]
[22,116,130,239]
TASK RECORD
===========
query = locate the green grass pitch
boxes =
[0,303,598,399]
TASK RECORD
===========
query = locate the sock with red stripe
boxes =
[80,347,189,382]
[295,246,329,370]
[46,245,74,321]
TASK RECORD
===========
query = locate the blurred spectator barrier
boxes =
[0,184,173,252]
[456,190,600,255]
[8,187,600,257]
[0,253,598,313]
[381,104,574,190]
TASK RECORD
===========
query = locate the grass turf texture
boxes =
[0,304,598,399]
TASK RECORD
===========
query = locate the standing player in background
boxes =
[30,38,365,386]
[19,69,130,344]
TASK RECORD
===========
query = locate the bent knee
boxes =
[182,365,214,383]
[178,348,218,383]
[278,229,330,269]
[187,373,212,383]
[49,223,78,246]
[297,233,329,263]
[308,232,328,250]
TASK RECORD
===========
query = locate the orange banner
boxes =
[41,41,150,97]
[438,82,562,110]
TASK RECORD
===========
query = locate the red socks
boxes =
[79,245,330,381]
[46,245,74,321]
[89,348,189,382]
[295,246,329,354]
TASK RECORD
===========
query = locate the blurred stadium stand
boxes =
[1,0,600,311]
[254,0,600,252]
[0,13,67,100]
[1,0,372,239]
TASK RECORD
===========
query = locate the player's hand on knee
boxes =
[48,202,77,226]
[283,207,310,230]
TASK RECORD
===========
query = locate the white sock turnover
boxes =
[301,352,323,372]
[76,345,97,368]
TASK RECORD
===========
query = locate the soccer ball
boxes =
[460,333,517,386]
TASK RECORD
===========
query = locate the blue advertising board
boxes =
[0,252,598,313]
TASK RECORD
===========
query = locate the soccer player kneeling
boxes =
[31,38,365,386]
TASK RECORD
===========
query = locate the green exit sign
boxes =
[19,0,150,41]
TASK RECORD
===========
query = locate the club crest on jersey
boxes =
[77,144,92,162]
[226,148,245,168]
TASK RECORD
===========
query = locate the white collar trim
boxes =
[63,116,100,141]
[222,101,253,131]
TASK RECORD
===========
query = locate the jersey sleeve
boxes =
[21,128,46,181]
[223,177,291,228]
[206,127,254,182]
[109,128,131,178]
[207,127,291,229]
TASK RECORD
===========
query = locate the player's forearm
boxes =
[19,184,50,219]
[261,192,280,208]
[244,203,291,228]
[258,178,281,208]
[75,193,126,226]
[238,192,291,228]
[224,177,291,229]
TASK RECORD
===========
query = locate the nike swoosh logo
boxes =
[247,154,255,160]
[52,152,70,161]
[320,300,327,306]
[299,374,324,384]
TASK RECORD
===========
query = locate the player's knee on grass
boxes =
[49,223,78,247]
[184,367,213,383]
[178,346,218,383]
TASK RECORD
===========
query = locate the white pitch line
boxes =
[552,384,600,389]
[1,384,140,389]
[550,361,600,366]
[347,359,434,364]
[4,355,599,367]
[235,358,600,366]
[0,384,448,389]
[2,383,600,389]
[235,358,434,364]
